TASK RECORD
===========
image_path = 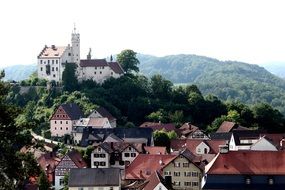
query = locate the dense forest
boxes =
[138,54,285,114]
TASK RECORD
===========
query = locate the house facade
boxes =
[89,107,117,128]
[50,103,84,137]
[55,150,87,190]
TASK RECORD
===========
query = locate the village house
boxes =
[50,103,84,137]
[179,123,209,139]
[203,151,285,189]
[228,130,260,151]
[142,171,171,190]
[89,106,117,128]
[54,150,87,190]
[68,168,121,190]
[91,142,143,169]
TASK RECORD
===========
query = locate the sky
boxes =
[0,0,285,67]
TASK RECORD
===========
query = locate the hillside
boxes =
[138,54,285,113]
[2,64,36,81]
[260,62,285,79]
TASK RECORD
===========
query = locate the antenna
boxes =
[73,23,76,33]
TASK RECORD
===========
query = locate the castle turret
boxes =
[72,25,80,65]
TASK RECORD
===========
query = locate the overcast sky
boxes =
[0,0,285,66]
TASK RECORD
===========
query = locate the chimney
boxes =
[219,145,229,153]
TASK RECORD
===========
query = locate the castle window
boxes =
[40,60,43,64]
[52,60,54,64]
[95,67,97,70]
[56,60,58,64]
[60,121,62,124]
[55,127,57,130]
[52,67,54,71]
[111,72,113,75]
[55,121,57,124]
[53,74,56,78]
[66,127,68,130]
[68,53,71,56]
[66,121,68,124]
[100,71,102,74]
[102,66,104,69]
[94,72,96,74]
[56,67,58,71]
[47,60,50,64]
[41,67,43,71]
[60,127,62,130]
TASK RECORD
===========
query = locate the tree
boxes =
[37,170,50,190]
[153,130,171,152]
[150,74,173,100]
[62,63,78,92]
[169,110,184,127]
[117,49,139,73]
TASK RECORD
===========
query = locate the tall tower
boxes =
[71,24,80,65]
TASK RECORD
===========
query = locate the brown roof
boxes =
[143,171,166,190]
[80,59,108,67]
[125,154,177,180]
[37,152,60,183]
[67,150,87,168]
[38,46,67,58]
[95,107,116,122]
[140,122,176,132]
[216,121,237,133]
[109,61,124,74]
[144,146,167,155]
[170,139,227,154]
[88,118,109,128]
[262,133,285,150]
[207,151,285,175]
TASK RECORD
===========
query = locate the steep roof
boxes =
[108,61,124,74]
[94,107,116,122]
[125,154,177,180]
[58,103,84,120]
[207,151,285,175]
[144,146,167,155]
[38,46,66,58]
[143,171,168,190]
[232,130,260,145]
[67,150,87,168]
[80,59,108,67]
[37,152,60,183]
[68,168,120,187]
[216,121,249,133]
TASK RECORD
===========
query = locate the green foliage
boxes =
[153,130,171,151]
[138,54,285,115]
[117,49,139,73]
[150,74,173,100]
[37,170,50,190]
[167,130,178,140]
[62,63,78,92]
[62,173,69,190]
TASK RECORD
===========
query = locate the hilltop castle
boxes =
[37,27,124,84]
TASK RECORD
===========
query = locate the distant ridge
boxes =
[2,64,36,81]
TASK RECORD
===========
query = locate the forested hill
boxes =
[138,54,285,113]
[2,64,36,81]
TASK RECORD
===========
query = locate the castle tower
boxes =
[71,25,80,65]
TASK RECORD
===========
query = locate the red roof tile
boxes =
[216,121,249,133]
[207,151,285,175]
[125,154,177,180]
[144,146,167,155]
[37,152,60,183]
[143,171,166,190]
[108,61,124,74]
[80,59,108,67]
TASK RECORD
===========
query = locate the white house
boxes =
[55,150,87,190]
[229,130,260,151]
[50,103,84,137]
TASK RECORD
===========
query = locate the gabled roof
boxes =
[97,142,143,154]
[37,152,60,183]
[68,168,120,187]
[207,151,285,175]
[38,46,67,58]
[108,61,124,74]
[80,59,108,67]
[143,171,168,190]
[52,103,84,120]
[144,146,167,155]
[104,134,123,143]
[90,106,116,122]
[216,121,249,133]
[80,127,153,147]
[67,150,87,168]
[209,132,232,141]
[125,154,177,180]
[232,130,260,145]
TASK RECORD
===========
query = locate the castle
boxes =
[37,27,124,84]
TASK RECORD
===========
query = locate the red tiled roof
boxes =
[80,59,108,67]
[170,139,227,154]
[109,61,124,74]
[262,133,285,150]
[143,171,165,190]
[125,154,177,180]
[144,146,167,155]
[207,151,285,175]
[216,121,249,133]
[67,150,87,168]
[37,152,60,183]
[38,46,66,58]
